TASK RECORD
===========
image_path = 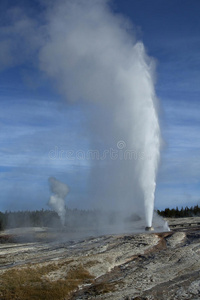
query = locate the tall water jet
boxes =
[40,0,161,228]
[48,177,69,226]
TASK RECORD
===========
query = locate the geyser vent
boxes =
[145,226,154,231]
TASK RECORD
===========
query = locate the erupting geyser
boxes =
[40,0,161,228]
[48,177,69,226]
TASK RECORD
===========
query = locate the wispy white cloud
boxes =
[0,7,42,70]
[156,95,200,208]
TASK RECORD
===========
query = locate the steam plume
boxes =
[40,0,160,227]
[48,177,69,225]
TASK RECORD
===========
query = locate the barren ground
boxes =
[0,218,200,299]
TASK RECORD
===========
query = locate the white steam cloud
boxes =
[48,177,69,225]
[40,0,160,227]
[0,0,161,228]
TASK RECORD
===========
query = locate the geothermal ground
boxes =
[0,218,200,299]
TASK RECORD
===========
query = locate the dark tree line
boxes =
[0,210,61,231]
[157,205,200,218]
[1,206,200,231]
[0,208,111,231]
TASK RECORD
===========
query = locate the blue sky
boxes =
[0,0,200,211]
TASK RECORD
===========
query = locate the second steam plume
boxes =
[40,0,161,227]
[48,177,69,226]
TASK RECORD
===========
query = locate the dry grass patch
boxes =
[0,263,94,300]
